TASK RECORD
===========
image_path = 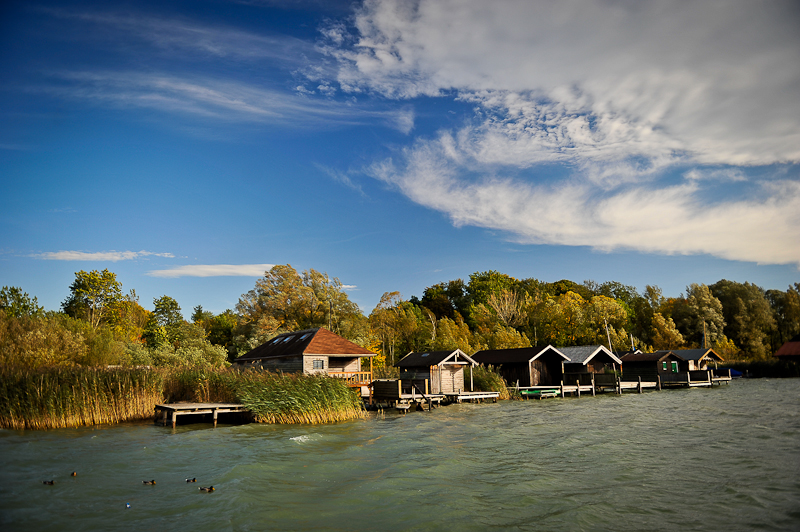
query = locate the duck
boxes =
[42,480,55,485]
[71,472,77,477]
[199,486,215,492]
[142,480,156,485]
[185,478,196,483]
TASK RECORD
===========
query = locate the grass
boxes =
[0,366,364,430]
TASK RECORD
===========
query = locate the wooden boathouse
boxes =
[396,349,478,394]
[472,345,568,387]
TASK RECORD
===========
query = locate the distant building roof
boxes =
[396,349,477,368]
[472,345,568,365]
[654,348,723,362]
[621,351,681,363]
[560,345,622,365]
[234,328,374,363]
[775,334,800,358]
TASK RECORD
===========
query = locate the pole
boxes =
[605,317,613,353]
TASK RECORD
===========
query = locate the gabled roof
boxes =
[775,334,800,357]
[654,348,723,362]
[234,328,374,363]
[472,345,568,365]
[621,351,682,363]
[560,345,622,365]
[396,349,477,368]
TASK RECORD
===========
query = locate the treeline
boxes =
[1,266,798,372]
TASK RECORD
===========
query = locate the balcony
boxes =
[328,371,373,387]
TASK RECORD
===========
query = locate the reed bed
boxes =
[234,371,365,424]
[0,366,365,430]
[0,366,165,430]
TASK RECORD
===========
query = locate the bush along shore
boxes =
[0,366,365,430]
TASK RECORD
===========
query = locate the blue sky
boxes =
[2,0,799,317]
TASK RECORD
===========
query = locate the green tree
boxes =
[0,286,44,318]
[143,295,185,347]
[674,284,726,347]
[766,284,800,347]
[710,280,776,358]
[650,313,685,350]
[62,269,123,328]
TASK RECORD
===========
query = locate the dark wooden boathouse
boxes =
[620,351,686,382]
[472,346,568,387]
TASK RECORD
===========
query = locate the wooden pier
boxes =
[443,391,500,403]
[154,403,249,428]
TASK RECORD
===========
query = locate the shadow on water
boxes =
[1,379,799,531]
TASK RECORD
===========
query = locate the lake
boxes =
[1,379,799,531]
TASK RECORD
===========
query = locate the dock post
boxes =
[638,376,642,394]
[591,374,596,397]
[213,409,218,428]
[576,380,580,398]
[657,375,661,391]
[708,371,712,387]
[560,381,564,398]
[687,371,691,388]
[172,411,177,429]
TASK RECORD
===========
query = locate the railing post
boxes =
[560,381,564,398]
[576,379,580,398]
[591,374,596,396]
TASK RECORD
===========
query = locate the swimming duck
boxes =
[42,480,55,485]
[199,486,214,492]
[71,472,77,477]
[185,478,196,483]
[142,480,156,485]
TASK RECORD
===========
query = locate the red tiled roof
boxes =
[234,327,373,363]
[775,335,800,357]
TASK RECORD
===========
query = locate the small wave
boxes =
[290,434,321,443]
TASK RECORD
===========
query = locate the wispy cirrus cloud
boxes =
[35,250,175,262]
[38,70,413,132]
[147,264,275,278]
[325,0,800,266]
[40,7,317,63]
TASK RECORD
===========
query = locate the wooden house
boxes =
[472,346,568,387]
[560,345,622,374]
[654,348,723,370]
[619,351,687,381]
[774,334,800,362]
[233,328,374,386]
[396,349,478,394]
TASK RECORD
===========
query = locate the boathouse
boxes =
[619,351,686,381]
[560,345,622,374]
[774,334,800,362]
[472,346,568,387]
[233,328,374,386]
[654,348,723,370]
[396,349,478,394]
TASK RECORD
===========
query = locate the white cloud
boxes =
[36,250,175,261]
[147,264,275,278]
[328,0,800,266]
[40,70,413,132]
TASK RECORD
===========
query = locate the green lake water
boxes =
[2,379,799,531]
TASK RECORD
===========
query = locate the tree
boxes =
[766,284,800,347]
[710,280,775,358]
[650,313,684,350]
[143,295,186,347]
[62,269,123,328]
[236,264,365,344]
[674,284,726,347]
[0,286,44,318]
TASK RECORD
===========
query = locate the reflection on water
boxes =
[1,379,799,531]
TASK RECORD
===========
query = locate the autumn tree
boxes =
[674,284,726,347]
[0,286,44,318]
[62,269,123,328]
[650,313,684,350]
[710,280,776,358]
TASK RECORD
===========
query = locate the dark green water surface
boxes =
[2,379,799,531]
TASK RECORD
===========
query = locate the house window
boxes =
[671,361,678,373]
[313,360,324,370]
[662,361,667,371]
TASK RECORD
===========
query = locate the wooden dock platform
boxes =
[443,391,500,403]
[154,402,249,428]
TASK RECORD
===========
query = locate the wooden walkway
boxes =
[443,391,500,403]
[154,403,249,428]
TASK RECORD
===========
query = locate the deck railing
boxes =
[328,371,373,386]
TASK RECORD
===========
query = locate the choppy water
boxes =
[2,379,799,531]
